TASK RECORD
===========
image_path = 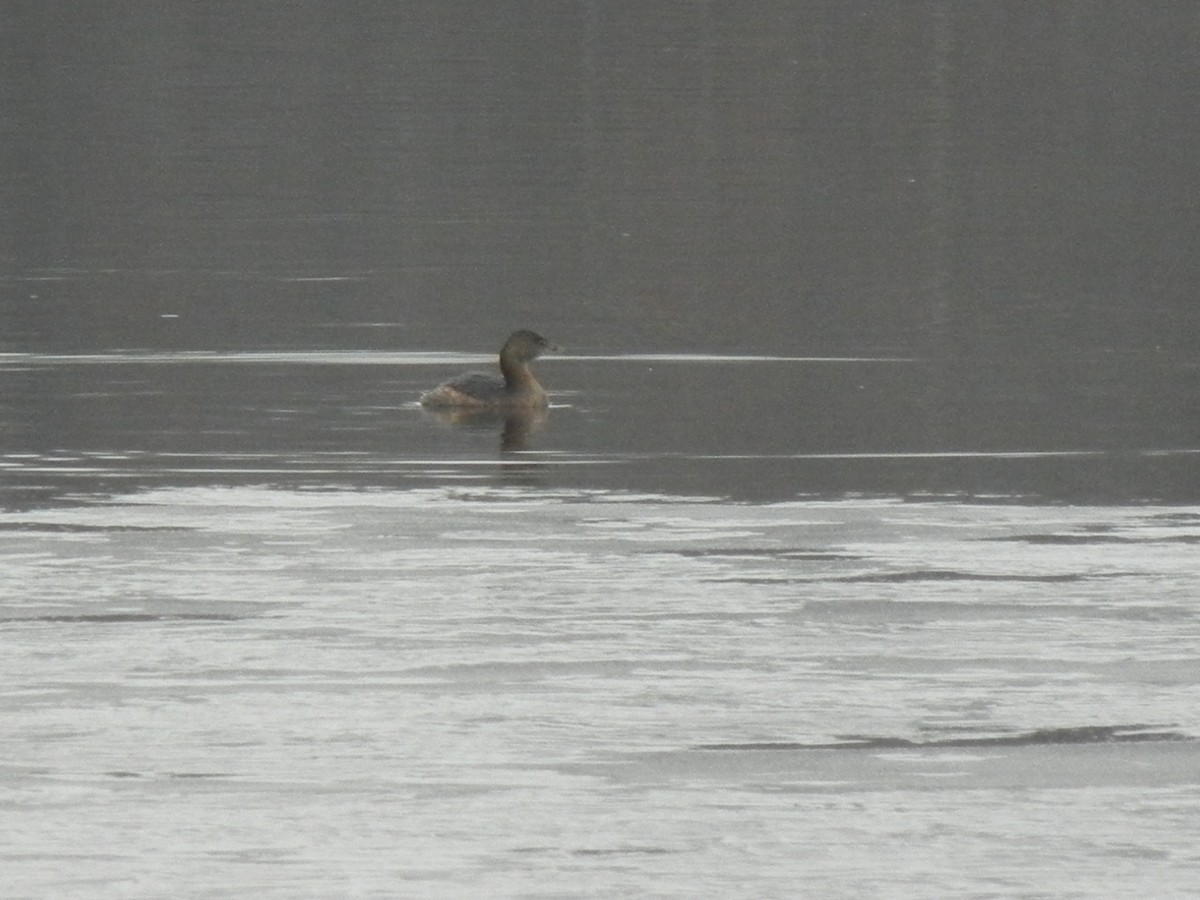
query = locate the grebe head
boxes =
[502,330,558,362]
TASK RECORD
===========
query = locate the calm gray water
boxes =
[3,4,1200,898]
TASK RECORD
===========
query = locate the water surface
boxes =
[2,478,1198,897]
[3,350,1196,506]
[2,355,1199,898]
[4,4,1200,896]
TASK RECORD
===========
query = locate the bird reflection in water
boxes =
[421,405,549,452]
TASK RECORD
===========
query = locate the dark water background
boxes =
[7,4,1199,358]
[2,3,1198,503]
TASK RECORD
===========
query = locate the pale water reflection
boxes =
[2,484,1198,897]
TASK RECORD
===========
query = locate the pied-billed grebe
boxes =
[420,330,558,409]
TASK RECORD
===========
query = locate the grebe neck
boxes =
[500,353,538,390]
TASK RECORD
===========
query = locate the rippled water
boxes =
[2,354,1199,897]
